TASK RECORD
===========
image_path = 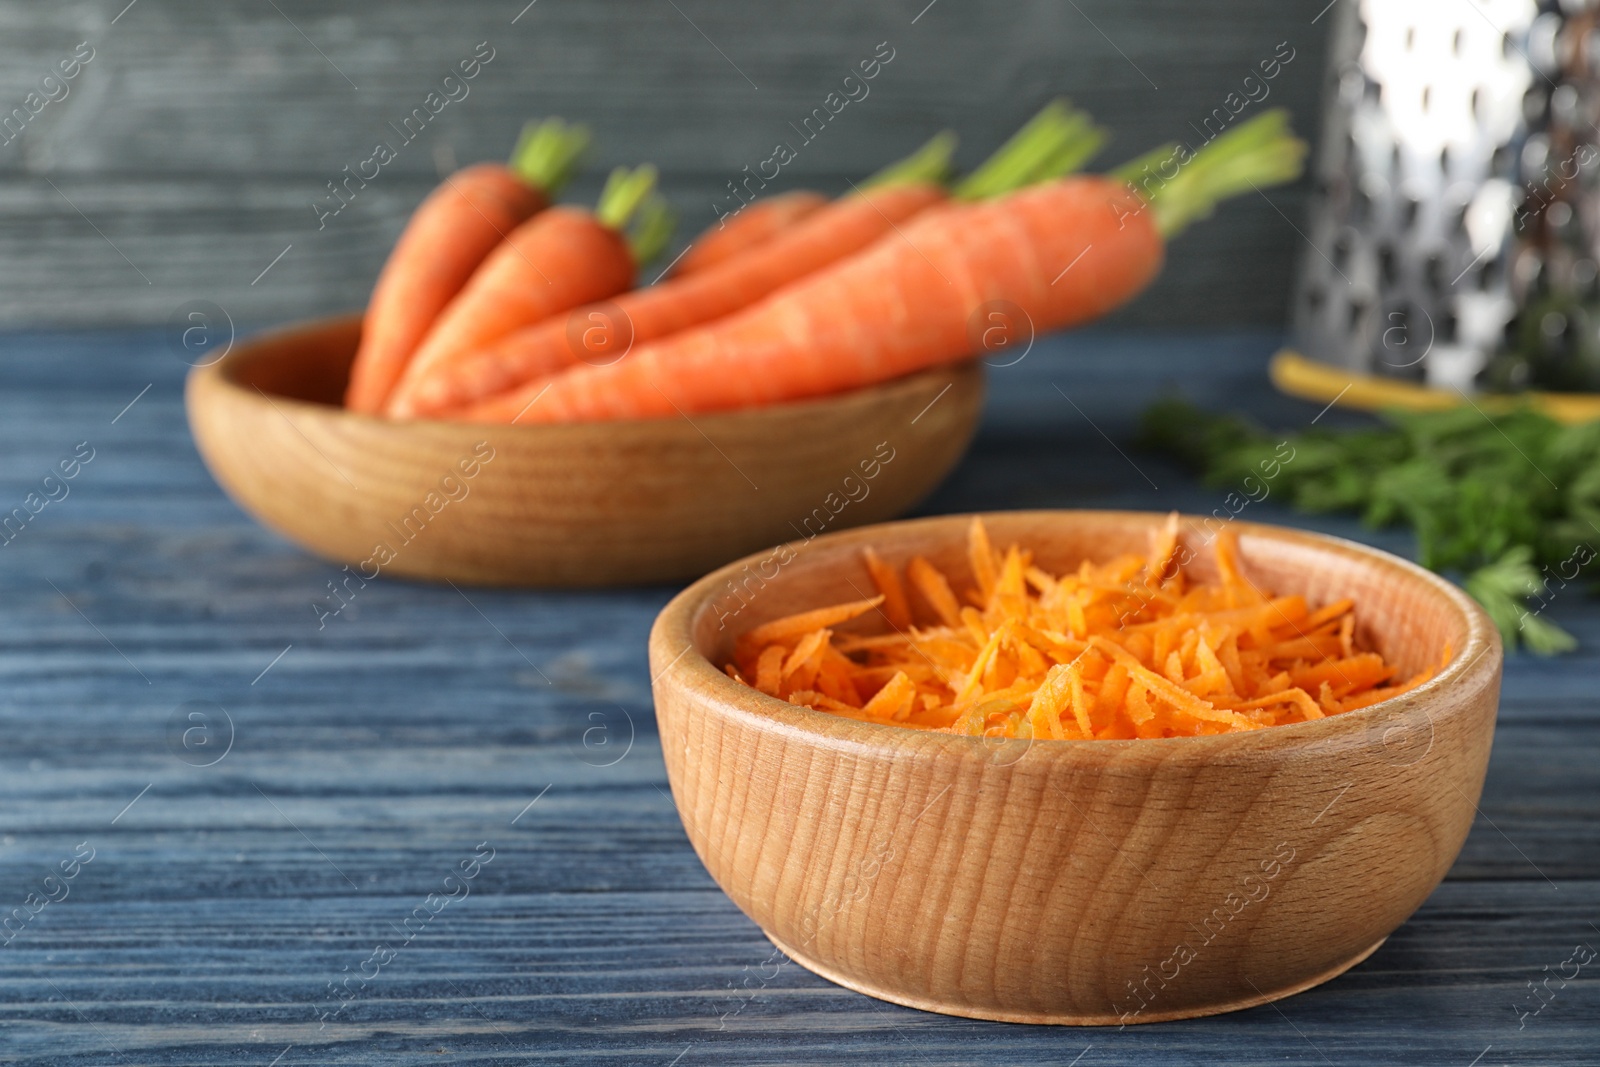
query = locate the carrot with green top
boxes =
[384,166,674,417]
[390,134,955,418]
[673,103,1110,278]
[669,190,830,278]
[398,102,1104,418]
[465,109,1304,423]
[344,119,589,413]
[666,130,977,277]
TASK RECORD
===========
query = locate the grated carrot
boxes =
[967,517,1000,601]
[907,556,963,627]
[741,596,883,648]
[781,628,832,682]
[863,670,918,720]
[862,547,913,631]
[1145,511,1181,585]
[726,516,1445,738]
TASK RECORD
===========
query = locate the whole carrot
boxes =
[668,190,828,278]
[400,182,943,417]
[343,119,589,414]
[666,131,962,279]
[384,167,674,418]
[405,107,1097,417]
[466,110,1305,423]
[393,139,951,418]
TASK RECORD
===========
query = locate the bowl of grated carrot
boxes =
[648,510,1502,1025]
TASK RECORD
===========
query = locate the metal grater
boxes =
[1289,0,1600,393]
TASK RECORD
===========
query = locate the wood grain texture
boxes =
[651,512,1502,1024]
[0,328,1594,1064]
[0,0,1327,327]
[186,315,982,586]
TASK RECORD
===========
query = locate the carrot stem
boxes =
[509,117,591,195]
[596,164,677,266]
[1120,108,1306,238]
[1024,110,1108,185]
[595,164,659,229]
[859,130,959,190]
[1109,142,1180,187]
[627,195,678,266]
[952,99,1102,201]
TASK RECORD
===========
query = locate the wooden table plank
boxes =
[0,329,1594,1065]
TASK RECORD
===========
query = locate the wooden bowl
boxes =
[649,511,1502,1025]
[185,316,983,586]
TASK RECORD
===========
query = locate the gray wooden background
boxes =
[0,0,1332,329]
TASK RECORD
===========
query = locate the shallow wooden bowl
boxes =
[649,511,1502,1024]
[185,316,983,586]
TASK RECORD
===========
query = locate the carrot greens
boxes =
[1114,109,1306,238]
[1138,398,1595,653]
[508,117,591,193]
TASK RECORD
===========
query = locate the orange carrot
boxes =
[403,180,946,417]
[384,211,626,417]
[344,164,544,413]
[403,108,1096,418]
[663,130,973,280]
[384,167,673,418]
[466,177,1157,421]
[467,111,1303,423]
[343,119,589,413]
[667,131,966,281]
[670,190,828,278]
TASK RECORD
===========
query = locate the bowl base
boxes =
[764,931,1388,1026]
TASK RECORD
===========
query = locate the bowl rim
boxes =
[193,312,984,433]
[650,508,1502,755]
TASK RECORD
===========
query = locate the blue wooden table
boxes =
[2,329,1595,1066]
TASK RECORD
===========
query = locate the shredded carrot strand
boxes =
[907,556,963,628]
[968,517,1000,603]
[742,596,883,646]
[861,547,913,631]
[754,645,786,696]
[862,670,918,721]
[728,519,1445,738]
[1145,511,1181,585]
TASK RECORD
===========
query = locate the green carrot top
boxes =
[953,98,1107,201]
[860,130,960,191]
[1112,109,1306,237]
[595,163,677,265]
[860,98,1108,201]
[510,117,591,195]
